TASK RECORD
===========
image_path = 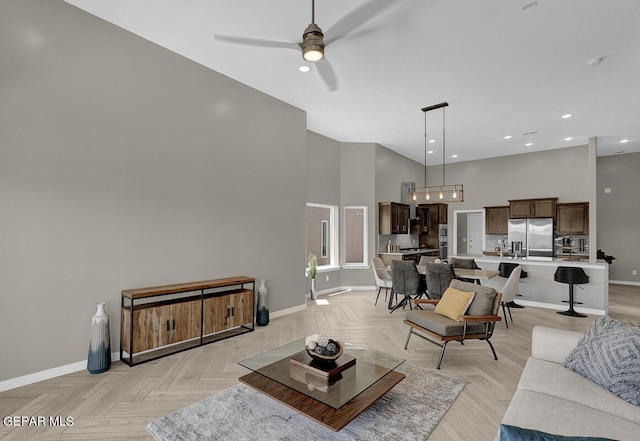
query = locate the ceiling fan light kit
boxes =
[301,22,325,62]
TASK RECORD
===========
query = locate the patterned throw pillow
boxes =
[563,316,640,406]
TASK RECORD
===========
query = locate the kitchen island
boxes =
[378,249,440,266]
[451,255,609,315]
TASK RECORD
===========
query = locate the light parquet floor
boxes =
[1,284,638,441]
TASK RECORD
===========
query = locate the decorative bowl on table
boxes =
[305,334,343,363]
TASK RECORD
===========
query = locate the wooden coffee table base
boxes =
[239,370,405,432]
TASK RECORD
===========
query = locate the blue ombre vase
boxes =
[87,302,111,374]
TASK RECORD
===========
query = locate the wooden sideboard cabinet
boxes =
[121,276,255,366]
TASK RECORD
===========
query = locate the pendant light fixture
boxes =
[409,102,464,203]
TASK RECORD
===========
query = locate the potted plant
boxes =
[308,253,317,300]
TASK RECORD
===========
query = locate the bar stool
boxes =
[498,262,528,308]
[554,266,589,317]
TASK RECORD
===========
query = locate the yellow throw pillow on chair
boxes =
[433,287,476,321]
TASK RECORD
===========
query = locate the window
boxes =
[306,203,338,270]
[344,206,368,267]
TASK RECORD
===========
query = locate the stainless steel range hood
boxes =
[401,182,418,219]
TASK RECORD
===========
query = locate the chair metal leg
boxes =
[501,302,509,329]
[485,339,498,360]
[507,304,513,322]
[375,287,382,305]
[436,341,449,369]
[404,328,413,349]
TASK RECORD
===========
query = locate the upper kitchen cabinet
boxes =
[411,206,429,234]
[379,202,409,234]
[556,202,589,234]
[485,206,509,234]
[423,203,448,226]
[509,198,558,218]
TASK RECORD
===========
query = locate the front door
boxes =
[467,213,484,255]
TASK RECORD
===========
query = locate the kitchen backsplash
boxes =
[379,234,419,252]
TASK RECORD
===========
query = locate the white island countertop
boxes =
[450,255,609,315]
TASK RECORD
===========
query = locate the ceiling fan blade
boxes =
[214,34,299,51]
[316,59,338,92]
[324,0,401,46]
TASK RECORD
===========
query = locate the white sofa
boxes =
[497,326,640,441]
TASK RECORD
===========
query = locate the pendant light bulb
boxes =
[426,190,430,201]
[439,191,444,200]
[452,190,458,199]
[412,192,417,201]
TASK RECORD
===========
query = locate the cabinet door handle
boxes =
[166,320,170,332]
[231,307,234,317]
[172,319,175,330]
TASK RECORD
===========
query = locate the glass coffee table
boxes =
[238,339,405,431]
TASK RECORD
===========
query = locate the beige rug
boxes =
[147,362,466,441]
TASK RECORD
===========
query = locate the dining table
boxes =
[416,265,499,285]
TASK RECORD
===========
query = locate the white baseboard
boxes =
[0,352,120,393]
[1,287,379,392]
[610,280,640,287]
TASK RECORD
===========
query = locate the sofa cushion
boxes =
[563,316,640,406]
[499,424,617,441]
[518,357,640,425]
[501,389,640,441]
[433,287,475,321]
[450,279,497,316]
[405,310,487,337]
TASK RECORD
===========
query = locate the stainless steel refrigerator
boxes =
[508,218,554,258]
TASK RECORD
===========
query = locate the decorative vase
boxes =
[87,302,111,374]
[256,279,269,326]
[310,278,317,300]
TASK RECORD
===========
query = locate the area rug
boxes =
[146,363,466,441]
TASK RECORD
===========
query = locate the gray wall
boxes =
[306,131,342,292]
[597,152,640,283]
[1,0,308,381]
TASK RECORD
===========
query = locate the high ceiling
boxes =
[65,0,640,165]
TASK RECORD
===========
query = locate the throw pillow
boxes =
[563,316,640,406]
[499,424,617,441]
[433,287,475,321]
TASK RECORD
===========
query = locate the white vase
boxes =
[310,278,317,300]
[256,279,269,326]
[87,302,111,374]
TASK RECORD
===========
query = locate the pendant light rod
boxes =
[311,0,315,23]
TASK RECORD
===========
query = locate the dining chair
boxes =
[424,262,456,299]
[389,260,426,313]
[371,258,392,306]
[498,266,522,328]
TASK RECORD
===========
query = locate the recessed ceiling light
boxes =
[299,65,311,72]
[564,137,573,141]
[451,154,458,158]
[561,113,573,119]
[525,142,533,147]
[504,135,512,140]
[429,139,436,143]
[620,139,629,143]
[427,150,434,154]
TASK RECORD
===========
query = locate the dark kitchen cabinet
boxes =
[509,198,557,218]
[423,203,448,227]
[379,202,409,234]
[556,202,589,234]
[485,206,509,234]
[411,206,429,234]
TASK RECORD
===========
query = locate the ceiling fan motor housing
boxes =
[301,23,325,61]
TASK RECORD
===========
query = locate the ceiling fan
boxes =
[214,0,399,92]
